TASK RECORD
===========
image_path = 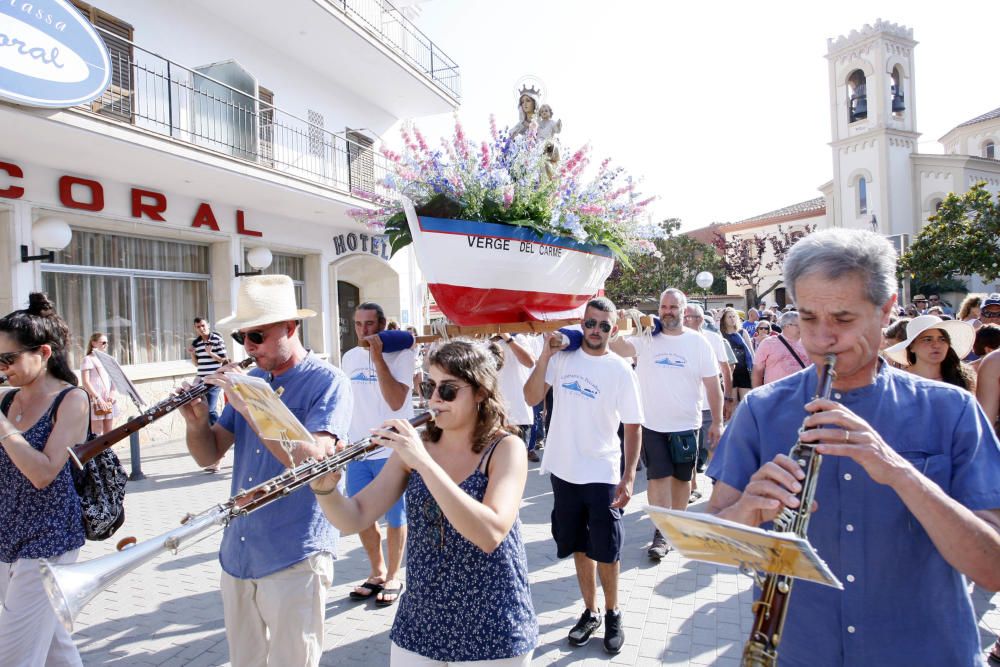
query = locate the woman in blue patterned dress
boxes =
[313,339,538,666]
[0,293,90,666]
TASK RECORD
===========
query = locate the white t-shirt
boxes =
[541,349,644,485]
[630,328,718,433]
[342,345,415,459]
[698,328,728,408]
[497,335,541,426]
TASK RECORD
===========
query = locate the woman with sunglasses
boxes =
[0,293,90,665]
[81,332,118,436]
[719,307,755,405]
[312,339,537,666]
[751,321,772,350]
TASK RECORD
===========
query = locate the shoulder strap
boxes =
[477,431,508,475]
[50,386,85,423]
[777,335,807,369]
[1,388,18,415]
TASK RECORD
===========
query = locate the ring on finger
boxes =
[843,430,850,442]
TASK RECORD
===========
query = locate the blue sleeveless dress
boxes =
[390,437,538,661]
[0,388,85,562]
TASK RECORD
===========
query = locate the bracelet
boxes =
[0,430,20,444]
[311,483,338,496]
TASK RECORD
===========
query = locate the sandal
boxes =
[348,579,384,601]
[376,581,404,607]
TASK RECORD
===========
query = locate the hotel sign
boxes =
[0,0,112,108]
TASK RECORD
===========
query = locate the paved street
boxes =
[67,439,1000,666]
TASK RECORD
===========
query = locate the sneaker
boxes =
[604,608,625,654]
[568,608,601,646]
[527,450,541,463]
[689,490,703,503]
[647,529,669,560]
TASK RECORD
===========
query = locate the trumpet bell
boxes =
[39,558,91,633]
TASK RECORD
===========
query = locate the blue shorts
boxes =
[346,457,407,528]
[550,474,623,564]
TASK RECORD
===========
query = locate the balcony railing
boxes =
[80,30,393,202]
[336,0,461,100]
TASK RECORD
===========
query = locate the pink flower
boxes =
[489,114,499,142]
[480,142,490,169]
[413,126,429,153]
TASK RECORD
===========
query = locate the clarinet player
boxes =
[707,229,1000,666]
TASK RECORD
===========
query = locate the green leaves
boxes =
[899,182,1000,283]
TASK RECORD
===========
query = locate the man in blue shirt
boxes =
[179,275,353,667]
[707,228,1000,666]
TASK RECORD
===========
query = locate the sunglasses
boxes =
[982,310,1000,319]
[583,318,613,333]
[97,340,109,347]
[420,379,471,402]
[0,346,39,367]
[757,326,771,332]
[232,322,287,346]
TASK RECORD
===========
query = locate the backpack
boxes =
[3,387,128,540]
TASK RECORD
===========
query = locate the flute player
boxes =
[707,229,1000,666]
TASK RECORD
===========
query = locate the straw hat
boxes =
[883,314,974,366]
[216,275,316,331]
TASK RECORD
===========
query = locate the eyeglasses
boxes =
[583,319,613,333]
[420,380,471,402]
[232,323,284,346]
[0,347,39,367]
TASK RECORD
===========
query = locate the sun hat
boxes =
[912,294,927,302]
[983,293,1000,309]
[216,274,316,331]
[883,314,975,366]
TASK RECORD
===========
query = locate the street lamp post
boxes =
[695,271,714,311]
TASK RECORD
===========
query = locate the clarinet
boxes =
[68,357,255,469]
[741,353,837,667]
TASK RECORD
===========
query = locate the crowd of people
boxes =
[1,227,999,665]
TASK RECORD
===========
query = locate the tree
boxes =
[712,224,814,306]
[899,182,1000,283]
[604,218,724,309]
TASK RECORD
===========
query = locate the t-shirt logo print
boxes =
[561,376,599,399]
[654,353,687,368]
[349,369,379,383]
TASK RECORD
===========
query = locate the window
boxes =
[858,177,868,215]
[259,87,275,168]
[42,230,210,368]
[71,1,134,120]
[984,141,996,160]
[346,129,375,195]
[848,70,867,123]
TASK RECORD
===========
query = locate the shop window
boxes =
[43,230,210,367]
[71,1,135,121]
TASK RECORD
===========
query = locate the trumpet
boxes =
[741,353,837,667]
[69,357,256,468]
[40,409,436,632]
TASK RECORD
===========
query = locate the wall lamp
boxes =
[22,217,72,262]
[235,246,273,277]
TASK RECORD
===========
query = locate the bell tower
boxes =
[826,20,919,236]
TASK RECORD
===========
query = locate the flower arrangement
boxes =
[348,116,658,263]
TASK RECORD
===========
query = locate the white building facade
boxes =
[0,0,459,440]
[707,19,1000,305]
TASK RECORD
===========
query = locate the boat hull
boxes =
[403,200,614,326]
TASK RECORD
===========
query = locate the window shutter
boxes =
[70,1,134,120]
[346,130,375,195]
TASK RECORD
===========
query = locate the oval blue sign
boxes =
[0,0,112,108]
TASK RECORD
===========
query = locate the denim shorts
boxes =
[346,458,407,527]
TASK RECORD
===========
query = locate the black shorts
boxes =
[696,409,713,472]
[641,426,697,482]
[550,475,623,563]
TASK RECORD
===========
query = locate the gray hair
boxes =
[685,303,705,318]
[778,311,799,328]
[659,288,688,307]
[784,228,897,307]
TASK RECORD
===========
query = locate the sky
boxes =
[403,0,1000,232]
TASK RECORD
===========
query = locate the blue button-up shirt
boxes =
[217,353,353,579]
[708,363,1000,666]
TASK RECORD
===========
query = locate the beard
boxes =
[661,313,682,331]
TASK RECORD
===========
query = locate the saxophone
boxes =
[741,353,837,667]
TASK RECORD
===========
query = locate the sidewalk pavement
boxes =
[68,439,1000,666]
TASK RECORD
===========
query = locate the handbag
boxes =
[93,401,113,416]
[52,388,128,540]
[668,430,698,465]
